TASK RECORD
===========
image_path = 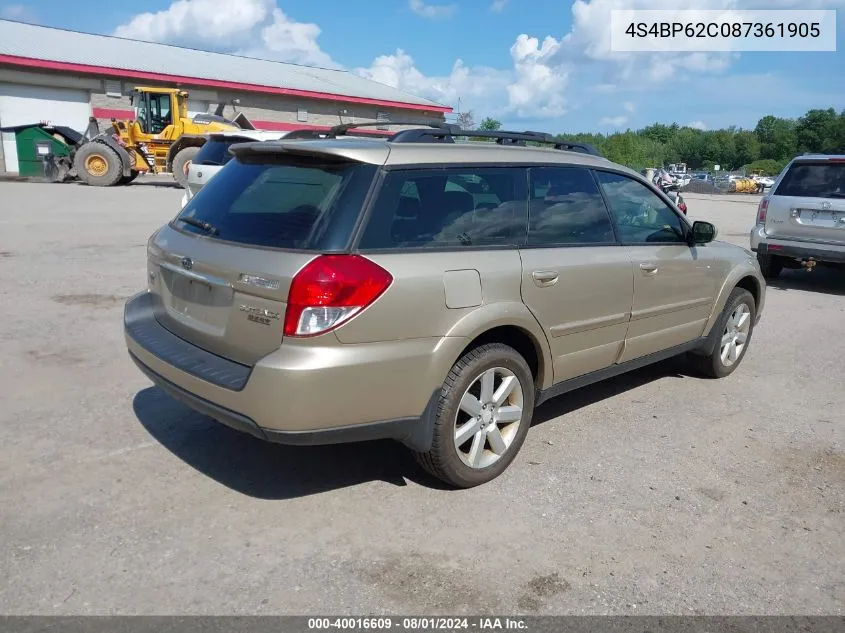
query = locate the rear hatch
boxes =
[148,145,380,365]
[765,158,845,245]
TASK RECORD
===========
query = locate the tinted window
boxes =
[774,162,845,198]
[527,167,615,245]
[194,138,246,166]
[358,168,528,249]
[174,157,376,251]
[596,171,687,244]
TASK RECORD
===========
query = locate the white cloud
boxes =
[115,0,335,67]
[248,8,336,67]
[506,35,568,117]
[688,120,708,130]
[111,0,844,126]
[600,115,628,127]
[408,0,457,19]
[1,3,37,22]
[114,0,273,46]
[356,50,510,111]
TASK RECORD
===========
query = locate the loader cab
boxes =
[130,89,184,138]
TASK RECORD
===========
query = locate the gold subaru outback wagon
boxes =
[125,123,766,488]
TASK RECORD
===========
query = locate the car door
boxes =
[594,170,718,363]
[519,166,634,383]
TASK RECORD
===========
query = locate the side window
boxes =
[527,167,615,245]
[358,168,528,249]
[596,171,687,244]
[149,94,172,134]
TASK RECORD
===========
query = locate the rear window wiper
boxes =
[826,192,845,198]
[177,216,219,235]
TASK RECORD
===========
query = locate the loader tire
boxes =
[74,143,123,187]
[172,146,200,189]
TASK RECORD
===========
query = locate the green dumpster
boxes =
[14,126,72,177]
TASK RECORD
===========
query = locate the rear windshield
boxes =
[193,138,250,166]
[173,157,376,251]
[774,161,845,198]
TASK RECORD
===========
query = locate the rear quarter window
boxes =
[774,161,845,198]
[358,167,529,250]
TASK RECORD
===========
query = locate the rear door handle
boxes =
[532,270,559,285]
[639,263,659,275]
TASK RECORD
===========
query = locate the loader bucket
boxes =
[232,112,256,130]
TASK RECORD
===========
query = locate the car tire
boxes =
[74,143,123,187]
[757,253,783,279]
[690,287,756,379]
[414,343,535,488]
[172,146,200,189]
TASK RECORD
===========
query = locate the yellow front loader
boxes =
[71,87,254,187]
[731,178,765,194]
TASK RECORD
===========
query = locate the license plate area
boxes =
[170,275,215,315]
[795,208,844,228]
[160,267,233,335]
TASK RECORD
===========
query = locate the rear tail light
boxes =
[678,202,687,214]
[756,198,768,224]
[284,255,392,337]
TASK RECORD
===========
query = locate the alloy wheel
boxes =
[454,367,524,469]
[720,303,751,367]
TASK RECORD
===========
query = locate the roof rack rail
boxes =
[282,127,393,140]
[553,140,602,156]
[326,120,460,138]
[389,127,603,157]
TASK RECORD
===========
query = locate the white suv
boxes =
[750,155,845,278]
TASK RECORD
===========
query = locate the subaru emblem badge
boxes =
[822,202,832,210]
[181,257,193,270]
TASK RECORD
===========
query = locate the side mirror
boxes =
[691,220,717,245]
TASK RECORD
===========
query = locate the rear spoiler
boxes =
[228,139,386,165]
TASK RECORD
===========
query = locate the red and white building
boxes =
[0,19,451,174]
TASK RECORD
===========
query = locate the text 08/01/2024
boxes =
[306,617,528,630]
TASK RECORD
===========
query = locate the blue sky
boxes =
[2,0,843,134]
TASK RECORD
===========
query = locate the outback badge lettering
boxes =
[239,304,280,326]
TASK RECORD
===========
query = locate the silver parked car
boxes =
[751,155,845,277]
[126,123,766,488]
[181,130,293,208]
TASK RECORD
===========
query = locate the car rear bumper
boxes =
[750,227,845,263]
[124,291,451,450]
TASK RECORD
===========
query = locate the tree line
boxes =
[474,108,845,175]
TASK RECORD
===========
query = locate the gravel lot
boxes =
[0,181,842,615]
